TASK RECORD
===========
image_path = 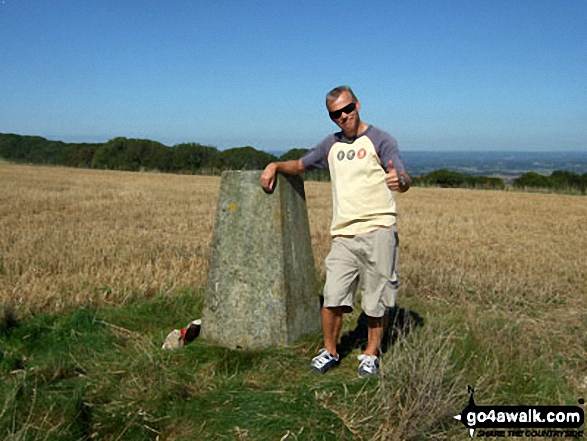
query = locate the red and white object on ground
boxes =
[162,319,202,350]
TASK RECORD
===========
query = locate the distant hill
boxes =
[401,150,587,180]
[1,133,585,192]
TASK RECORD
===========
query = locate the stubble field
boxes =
[1,163,586,440]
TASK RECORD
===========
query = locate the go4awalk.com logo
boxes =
[454,386,585,438]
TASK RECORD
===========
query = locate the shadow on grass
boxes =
[338,306,425,360]
[0,304,19,336]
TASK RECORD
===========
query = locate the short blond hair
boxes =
[326,85,358,106]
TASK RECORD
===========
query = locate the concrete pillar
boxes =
[201,171,320,349]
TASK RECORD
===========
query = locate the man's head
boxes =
[325,85,358,106]
[326,85,363,139]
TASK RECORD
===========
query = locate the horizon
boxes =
[1,1,586,153]
[3,131,587,155]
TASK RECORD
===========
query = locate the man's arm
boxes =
[260,158,306,193]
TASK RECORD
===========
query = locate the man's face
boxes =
[326,91,361,138]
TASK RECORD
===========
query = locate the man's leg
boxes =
[322,306,343,356]
[357,227,398,377]
[310,306,344,373]
[312,236,357,373]
[364,310,388,356]
[356,310,388,378]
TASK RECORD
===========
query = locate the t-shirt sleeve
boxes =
[301,135,333,171]
[374,130,406,174]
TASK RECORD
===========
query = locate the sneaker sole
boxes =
[358,371,379,379]
[311,359,340,374]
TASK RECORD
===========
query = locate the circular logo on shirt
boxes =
[347,150,355,160]
[357,148,366,159]
[337,151,345,161]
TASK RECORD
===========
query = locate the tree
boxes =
[91,138,127,170]
[63,143,101,167]
[171,143,219,173]
[214,147,278,170]
[549,170,581,190]
[513,172,551,189]
[423,169,466,188]
[91,138,171,171]
[464,175,505,190]
[280,148,309,161]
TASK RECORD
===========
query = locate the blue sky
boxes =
[1,1,585,152]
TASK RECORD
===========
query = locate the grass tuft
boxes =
[375,325,468,440]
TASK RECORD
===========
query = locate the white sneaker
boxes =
[357,354,379,378]
[310,348,340,374]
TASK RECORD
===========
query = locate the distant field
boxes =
[1,163,586,439]
[2,163,585,314]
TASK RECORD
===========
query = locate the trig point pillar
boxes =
[201,170,320,350]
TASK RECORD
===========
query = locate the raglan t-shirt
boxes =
[301,125,405,236]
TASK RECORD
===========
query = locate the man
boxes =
[260,86,410,378]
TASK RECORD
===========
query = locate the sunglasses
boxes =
[328,102,356,119]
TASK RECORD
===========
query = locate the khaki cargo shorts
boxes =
[323,226,399,318]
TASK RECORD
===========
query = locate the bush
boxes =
[422,169,466,188]
[170,143,219,173]
[214,146,278,170]
[513,171,551,189]
[280,148,309,161]
[464,175,506,190]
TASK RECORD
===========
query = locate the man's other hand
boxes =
[385,159,410,192]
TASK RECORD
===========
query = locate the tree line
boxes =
[0,133,585,193]
[411,168,586,193]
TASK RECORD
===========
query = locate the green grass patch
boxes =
[1,287,582,440]
[0,290,361,440]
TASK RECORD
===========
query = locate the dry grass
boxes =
[1,164,218,312]
[2,161,585,318]
[399,187,587,309]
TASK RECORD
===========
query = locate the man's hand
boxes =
[260,159,305,194]
[385,159,410,192]
[260,163,278,193]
